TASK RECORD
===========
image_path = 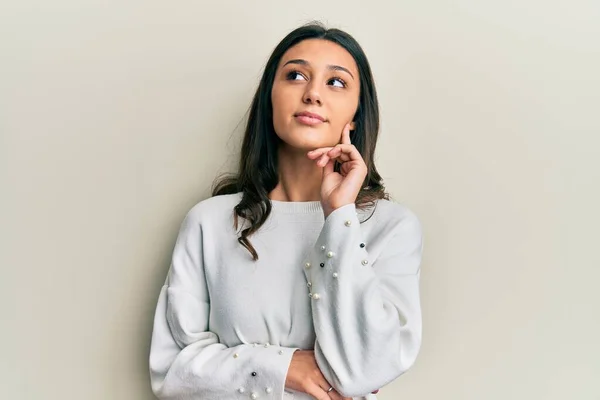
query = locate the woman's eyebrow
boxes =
[282,59,355,80]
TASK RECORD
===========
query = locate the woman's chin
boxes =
[293,139,332,152]
[288,131,335,149]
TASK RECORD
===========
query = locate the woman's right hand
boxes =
[285,350,352,400]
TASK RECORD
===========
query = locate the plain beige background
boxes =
[1,0,599,399]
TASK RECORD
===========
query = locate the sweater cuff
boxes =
[232,344,299,399]
[302,202,370,300]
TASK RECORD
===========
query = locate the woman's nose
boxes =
[302,84,322,105]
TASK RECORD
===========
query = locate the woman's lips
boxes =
[294,115,325,125]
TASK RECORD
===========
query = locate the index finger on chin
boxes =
[340,124,352,145]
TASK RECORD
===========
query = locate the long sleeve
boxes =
[149,210,299,400]
[303,203,423,398]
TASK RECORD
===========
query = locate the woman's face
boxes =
[271,39,360,152]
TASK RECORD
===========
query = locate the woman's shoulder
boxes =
[368,197,422,233]
[184,192,243,223]
[375,197,419,219]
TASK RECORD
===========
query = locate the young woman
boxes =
[149,22,424,400]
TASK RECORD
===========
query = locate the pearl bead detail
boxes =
[312,293,321,300]
[327,251,334,258]
[233,353,239,358]
[238,387,245,393]
[278,350,284,355]
[345,220,352,226]
[307,282,312,287]
[305,262,311,268]
[266,387,273,394]
[320,245,326,251]
[332,272,338,278]
[362,259,369,265]
[264,342,270,347]
[251,392,259,399]
[308,293,313,298]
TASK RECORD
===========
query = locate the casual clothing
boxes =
[149,192,424,399]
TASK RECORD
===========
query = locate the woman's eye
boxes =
[329,77,346,88]
[287,71,306,81]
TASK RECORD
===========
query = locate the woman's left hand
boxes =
[307,123,368,218]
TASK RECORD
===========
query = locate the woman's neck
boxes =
[270,146,323,202]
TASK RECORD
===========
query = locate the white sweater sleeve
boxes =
[149,211,299,400]
[303,203,423,398]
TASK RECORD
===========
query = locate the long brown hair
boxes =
[212,22,389,261]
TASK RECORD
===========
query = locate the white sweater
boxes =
[149,192,423,400]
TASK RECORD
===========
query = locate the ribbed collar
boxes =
[269,199,323,214]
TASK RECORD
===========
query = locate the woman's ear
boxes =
[349,121,356,131]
